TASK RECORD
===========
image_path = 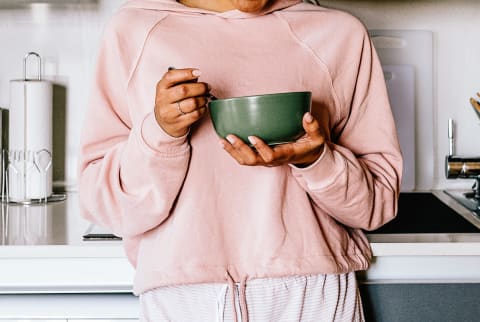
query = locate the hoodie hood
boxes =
[123,0,302,19]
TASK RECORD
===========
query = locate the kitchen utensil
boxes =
[383,64,416,191]
[469,92,480,119]
[208,91,311,145]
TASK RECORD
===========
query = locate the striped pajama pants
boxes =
[139,272,365,322]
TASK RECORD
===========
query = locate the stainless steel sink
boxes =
[438,190,480,230]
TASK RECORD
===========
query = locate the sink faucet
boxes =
[445,117,480,207]
[444,115,480,223]
[445,118,480,179]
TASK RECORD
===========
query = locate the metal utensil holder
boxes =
[1,149,65,205]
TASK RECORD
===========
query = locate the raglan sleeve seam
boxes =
[121,11,190,155]
[275,11,345,122]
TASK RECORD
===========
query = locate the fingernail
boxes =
[226,135,235,144]
[248,136,256,145]
[192,69,201,77]
[305,112,313,123]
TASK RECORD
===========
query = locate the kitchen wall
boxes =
[0,0,124,190]
[0,0,479,191]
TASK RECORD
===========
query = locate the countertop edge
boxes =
[2,237,480,258]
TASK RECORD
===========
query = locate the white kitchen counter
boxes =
[0,192,133,295]
[1,192,480,296]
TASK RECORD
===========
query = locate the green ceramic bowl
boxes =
[209,91,312,145]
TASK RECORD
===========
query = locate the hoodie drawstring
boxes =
[225,271,249,322]
[239,277,249,322]
[225,272,238,322]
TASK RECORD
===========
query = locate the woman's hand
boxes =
[154,68,211,137]
[220,112,329,167]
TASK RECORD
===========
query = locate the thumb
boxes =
[302,112,322,138]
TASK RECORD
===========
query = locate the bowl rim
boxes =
[209,91,312,104]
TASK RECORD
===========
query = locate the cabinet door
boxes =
[0,320,67,322]
[68,320,138,322]
[359,283,480,322]
[0,294,139,320]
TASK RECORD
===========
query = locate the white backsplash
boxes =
[0,0,479,191]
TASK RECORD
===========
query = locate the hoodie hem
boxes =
[132,252,371,295]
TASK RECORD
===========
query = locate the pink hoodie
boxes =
[79,0,402,295]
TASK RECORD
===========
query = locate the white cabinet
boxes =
[0,320,67,322]
[0,320,138,322]
[0,294,139,320]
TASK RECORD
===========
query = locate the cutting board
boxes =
[383,64,416,191]
[370,30,433,191]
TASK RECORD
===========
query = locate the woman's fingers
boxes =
[158,68,201,89]
[221,135,263,166]
[159,106,207,138]
[302,112,323,141]
[178,106,207,125]
[156,68,210,106]
[156,81,210,107]
[168,82,210,103]
[249,136,285,164]
[153,67,211,137]
[174,96,209,116]
[222,112,328,167]
[223,135,290,167]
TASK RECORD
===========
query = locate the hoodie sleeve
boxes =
[288,12,402,231]
[78,9,190,238]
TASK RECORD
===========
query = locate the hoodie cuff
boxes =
[140,112,189,155]
[289,143,345,191]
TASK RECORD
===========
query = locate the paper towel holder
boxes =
[23,52,42,81]
[1,51,66,205]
